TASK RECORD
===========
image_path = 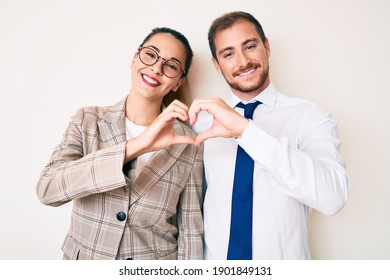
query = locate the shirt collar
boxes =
[226,82,277,108]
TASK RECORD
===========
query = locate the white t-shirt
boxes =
[125,118,154,177]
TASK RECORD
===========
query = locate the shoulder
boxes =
[71,97,126,125]
[271,92,338,138]
[275,91,332,120]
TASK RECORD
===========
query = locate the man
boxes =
[189,11,349,259]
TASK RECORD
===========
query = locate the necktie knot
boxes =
[236,101,261,119]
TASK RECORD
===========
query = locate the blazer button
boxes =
[116,211,127,221]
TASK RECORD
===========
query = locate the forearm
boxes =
[238,121,349,215]
[124,137,150,164]
[36,142,128,206]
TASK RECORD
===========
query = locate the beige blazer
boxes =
[36,97,204,260]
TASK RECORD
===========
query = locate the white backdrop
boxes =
[1,0,389,259]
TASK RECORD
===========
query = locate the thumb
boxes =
[194,129,216,145]
[172,135,196,145]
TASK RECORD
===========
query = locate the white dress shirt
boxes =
[193,83,349,260]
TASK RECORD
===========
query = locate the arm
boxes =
[177,143,204,260]
[37,100,197,207]
[36,108,128,207]
[238,106,349,215]
[189,98,349,216]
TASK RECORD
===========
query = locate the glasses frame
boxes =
[137,46,185,78]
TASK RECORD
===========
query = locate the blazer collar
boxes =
[97,97,128,146]
[100,97,127,123]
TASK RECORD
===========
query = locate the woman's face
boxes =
[131,33,186,103]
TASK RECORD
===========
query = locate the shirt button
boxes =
[116,211,127,221]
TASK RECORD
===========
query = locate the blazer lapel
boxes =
[96,99,190,205]
[130,121,188,205]
[97,98,127,148]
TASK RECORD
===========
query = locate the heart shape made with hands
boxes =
[161,98,249,146]
[187,98,250,145]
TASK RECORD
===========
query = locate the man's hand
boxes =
[189,98,249,145]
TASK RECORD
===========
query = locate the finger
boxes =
[188,99,213,125]
[194,129,217,145]
[164,103,189,121]
[170,99,189,112]
[172,135,196,145]
[173,108,189,121]
[171,110,189,122]
[166,99,189,114]
[158,111,189,126]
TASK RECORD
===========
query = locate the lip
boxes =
[141,73,161,87]
[236,67,258,77]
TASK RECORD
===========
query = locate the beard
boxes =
[224,63,269,94]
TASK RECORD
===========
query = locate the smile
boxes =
[237,67,257,77]
[142,74,161,87]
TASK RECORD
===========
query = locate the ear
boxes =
[131,52,138,68]
[171,77,185,92]
[264,37,271,57]
[212,57,222,75]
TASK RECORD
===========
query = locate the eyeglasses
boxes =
[138,46,185,78]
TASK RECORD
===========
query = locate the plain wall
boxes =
[1,0,389,259]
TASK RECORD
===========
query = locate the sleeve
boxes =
[36,108,128,207]
[236,105,350,215]
[177,143,204,260]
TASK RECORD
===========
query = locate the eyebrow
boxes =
[146,45,183,65]
[217,37,260,56]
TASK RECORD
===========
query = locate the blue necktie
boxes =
[227,101,261,260]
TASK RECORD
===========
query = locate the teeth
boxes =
[238,68,256,76]
[143,75,159,85]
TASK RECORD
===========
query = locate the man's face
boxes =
[212,20,271,100]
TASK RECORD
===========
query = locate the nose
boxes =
[151,58,164,75]
[236,51,251,68]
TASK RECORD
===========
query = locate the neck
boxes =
[125,91,161,126]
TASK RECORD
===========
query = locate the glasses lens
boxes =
[138,47,183,78]
[139,48,158,66]
[162,60,182,78]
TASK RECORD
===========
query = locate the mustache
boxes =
[233,63,259,76]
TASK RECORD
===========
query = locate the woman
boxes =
[36,27,203,260]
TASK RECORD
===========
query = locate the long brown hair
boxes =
[162,78,191,107]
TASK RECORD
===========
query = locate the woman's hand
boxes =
[124,100,195,163]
